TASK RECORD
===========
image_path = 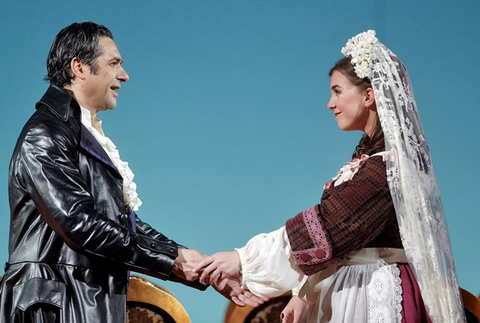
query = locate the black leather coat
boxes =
[0,84,204,323]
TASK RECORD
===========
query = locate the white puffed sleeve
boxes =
[235,226,306,297]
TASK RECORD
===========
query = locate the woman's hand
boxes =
[280,295,308,323]
[210,278,268,307]
[193,251,242,285]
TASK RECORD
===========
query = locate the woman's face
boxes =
[327,70,377,136]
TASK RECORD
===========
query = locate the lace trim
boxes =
[291,207,332,265]
[367,264,403,323]
[304,207,331,259]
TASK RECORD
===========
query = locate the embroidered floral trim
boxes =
[324,151,392,190]
[324,154,369,189]
[341,29,378,79]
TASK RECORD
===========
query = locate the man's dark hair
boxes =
[44,21,113,87]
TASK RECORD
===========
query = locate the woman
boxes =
[194,30,466,323]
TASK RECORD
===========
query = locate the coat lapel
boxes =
[79,124,122,179]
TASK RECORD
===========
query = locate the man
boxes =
[0,22,262,323]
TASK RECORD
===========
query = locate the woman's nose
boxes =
[327,96,335,110]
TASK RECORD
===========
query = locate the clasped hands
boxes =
[173,249,268,307]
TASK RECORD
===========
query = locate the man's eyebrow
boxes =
[108,56,123,64]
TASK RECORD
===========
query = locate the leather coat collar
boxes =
[36,83,121,179]
[36,83,80,122]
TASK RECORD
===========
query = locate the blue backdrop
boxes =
[1,1,478,322]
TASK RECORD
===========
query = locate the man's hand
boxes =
[172,248,206,281]
[211,278,269,308]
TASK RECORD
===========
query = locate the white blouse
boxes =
[236,226,306,297]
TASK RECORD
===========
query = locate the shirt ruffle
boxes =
[80,108,142,211]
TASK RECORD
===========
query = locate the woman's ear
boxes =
[364,88,376,108]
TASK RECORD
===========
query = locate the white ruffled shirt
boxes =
[80,107,143,211]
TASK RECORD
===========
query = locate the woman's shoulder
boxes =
[325,151,391,189]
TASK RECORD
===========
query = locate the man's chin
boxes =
[105,102,118,111]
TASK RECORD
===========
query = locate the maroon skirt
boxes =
[399,263,432,322]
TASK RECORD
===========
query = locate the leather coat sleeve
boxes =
[134,214,185,248]
[133,213,207,289]
[12,112,178,280]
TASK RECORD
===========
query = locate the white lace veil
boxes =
[341,30,466,323]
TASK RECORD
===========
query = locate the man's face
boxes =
[82,37,129,113]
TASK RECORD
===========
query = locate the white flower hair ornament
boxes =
[341,30,378,79]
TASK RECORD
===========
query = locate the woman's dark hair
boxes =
[329,57,385,159]
[44,22,113,87]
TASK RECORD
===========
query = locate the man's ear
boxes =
[364,87,375,108]
[70,57,88,80]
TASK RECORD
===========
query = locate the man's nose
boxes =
[118,66,129,82]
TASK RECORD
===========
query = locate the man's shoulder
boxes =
[17,85,81,145]
[36,84,80,123]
